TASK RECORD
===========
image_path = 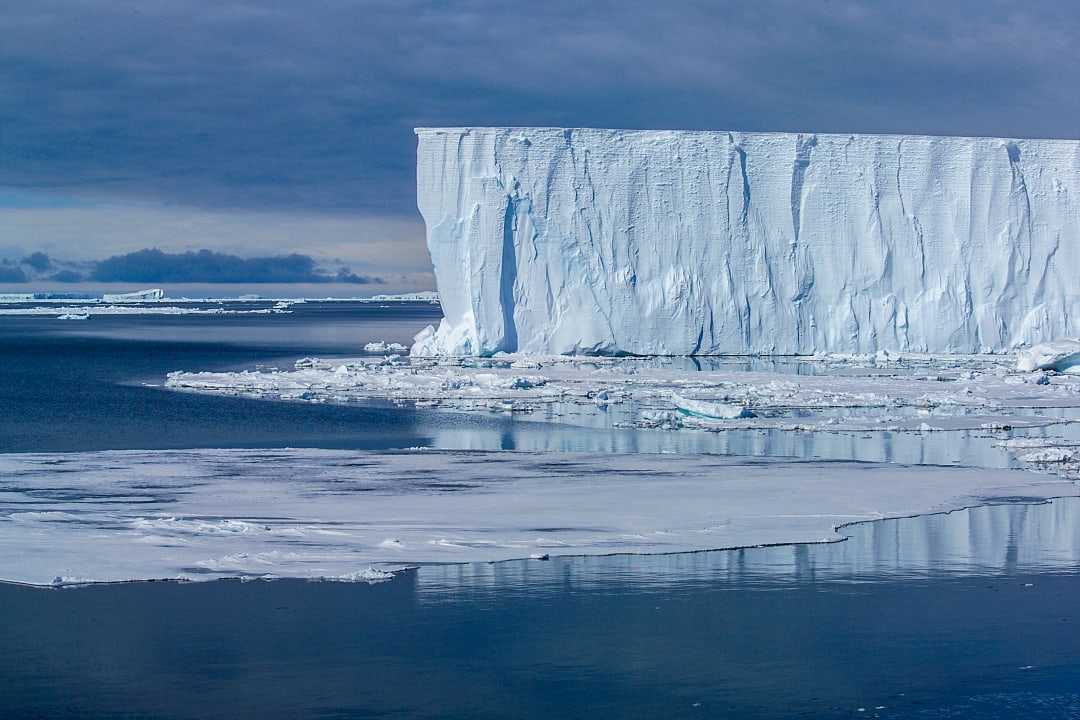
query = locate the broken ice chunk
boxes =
[1016,340,1080,373]
[671,393,754,420]
[364,341,409,353]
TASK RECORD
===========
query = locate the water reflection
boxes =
[428,423,1021,467]
[416,497,1080,597]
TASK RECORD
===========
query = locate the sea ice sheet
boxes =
[0,449,1075,587]
[0,305,290,317]
[165,352,1080,436]
[415,127,1080,356]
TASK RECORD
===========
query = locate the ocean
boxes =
[2,301,1079,719]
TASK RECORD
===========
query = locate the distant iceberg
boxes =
[102,288,165,302]
[361,291,440,303]
[414,127,1080,356]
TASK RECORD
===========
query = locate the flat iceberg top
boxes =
[416,126,1080,356]
[415,126,1080,145]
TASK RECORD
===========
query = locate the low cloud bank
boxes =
[0,263,28,282]
[2,249,382,285]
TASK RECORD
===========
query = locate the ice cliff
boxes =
[414,127,1080,356]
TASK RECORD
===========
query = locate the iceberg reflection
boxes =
[416,497,1080,597]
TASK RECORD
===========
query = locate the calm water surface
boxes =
[0,302,530,452]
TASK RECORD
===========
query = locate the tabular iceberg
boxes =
[414,127,1080,356]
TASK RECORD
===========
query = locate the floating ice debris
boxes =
[165,353,1080,436]
[360,291,439,303]
[51,576,108,588]
[56,313,89,321]
[1016,448,1078,464]
[1016,340,1080,374]
[0,305,290,317]
[327,568,399,584]
[672,394,753,420]
[364,341,409,353]
[294,357,333,370]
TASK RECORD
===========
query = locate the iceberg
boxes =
[364,341,409,353]
[671,393,753,420]
[1016,339,1080,373]
[361,291,440,303]
[102,288,165,302]
[415,127,1080,356]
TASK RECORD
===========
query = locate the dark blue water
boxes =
[3,502,1080,719]
[2,304,1080,719]
[0,302,596,453]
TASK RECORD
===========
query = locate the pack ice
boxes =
[414,127,1080,356]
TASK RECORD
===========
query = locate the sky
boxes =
[2,0,1078,291]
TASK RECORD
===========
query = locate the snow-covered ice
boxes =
[672,394,753,420]
[415,127,1080,356]
[1016,340,1080,373]
[101,288,165,302]
[0,305,291,317]
[1,448,1075,587]
[361,291,440,303]
[364,341,409,353]
[165,352,1080,436]
[163,349,1080,482]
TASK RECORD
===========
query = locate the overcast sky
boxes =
[2,0,1078,287]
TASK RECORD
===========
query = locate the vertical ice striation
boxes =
[414,127,1080,356]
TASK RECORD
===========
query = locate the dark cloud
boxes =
[21,252,52,271]
[0,264,28,282]
[334,268,373,284]
[1,1,1078,219]
[89,249,380,284]
[48,270,84,283]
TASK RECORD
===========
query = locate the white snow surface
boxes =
[0,305,289,317]
[1,448,1074,587]
[102,288,165,302]
[364,341,409,353]
[166,352,1080,435]
[362,291,440,303]
[415,127,1080,356]
[1017,340,1080,373]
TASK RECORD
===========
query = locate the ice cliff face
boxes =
[414,127,1080,356]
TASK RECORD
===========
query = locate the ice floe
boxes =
[364,341,409,353]
[165,352,1080,436]
[1016,340,1080,374]
[0,448,1074,587]
[0,305,291,317]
